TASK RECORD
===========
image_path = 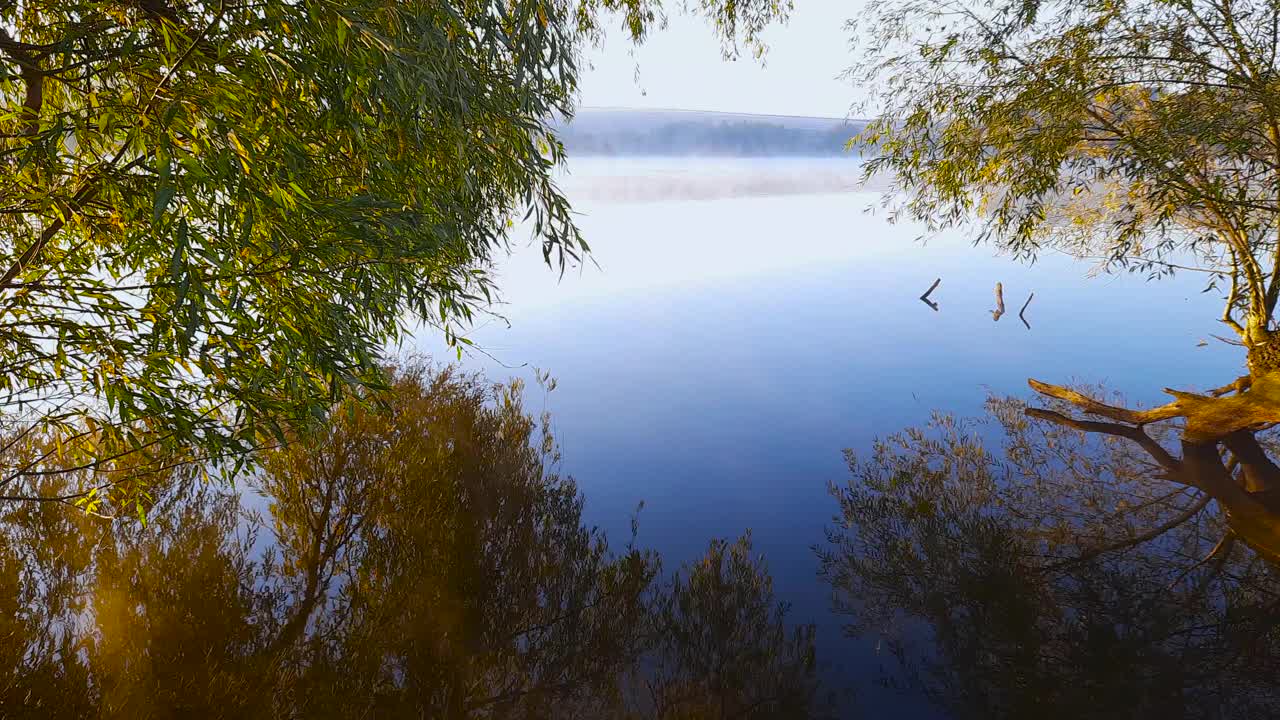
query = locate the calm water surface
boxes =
[419,157,1242,714]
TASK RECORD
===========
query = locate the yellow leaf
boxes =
[227,130,252,173]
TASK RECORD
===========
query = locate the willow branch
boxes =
[1224,246,1247,336]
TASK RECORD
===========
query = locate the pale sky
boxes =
[576,0,866,119]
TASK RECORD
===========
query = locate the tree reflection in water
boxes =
[8,370,1280,718]
[0,365,824,719]
[820,391,1280,718]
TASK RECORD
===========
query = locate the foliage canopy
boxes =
[850,0,1280,564]
[852,0,1280,355]
[0,0,787,512]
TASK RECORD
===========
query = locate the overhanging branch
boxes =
[1025,406,1182,473]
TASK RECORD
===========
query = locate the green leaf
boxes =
[154,184,176,225]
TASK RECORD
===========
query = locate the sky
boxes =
[575,0,866,119]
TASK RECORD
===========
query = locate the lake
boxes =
[416,157,1245,714]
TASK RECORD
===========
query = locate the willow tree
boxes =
[0,0,788,515]
[852,0,1280,560]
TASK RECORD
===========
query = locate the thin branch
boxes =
[1042,492,1210,571]
[1165,531,1236,593]
[920,277,941,311]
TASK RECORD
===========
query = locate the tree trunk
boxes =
[1249,330,1280,376]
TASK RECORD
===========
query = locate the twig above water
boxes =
[920,277,941,312]
[1019,292,1035,330]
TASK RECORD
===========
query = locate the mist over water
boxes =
[556,157,877,203]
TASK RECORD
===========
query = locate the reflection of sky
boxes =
[415,160,1241,715]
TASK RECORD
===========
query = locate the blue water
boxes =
[416,157,1241,715]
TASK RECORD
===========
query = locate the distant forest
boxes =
[556,112,864,157]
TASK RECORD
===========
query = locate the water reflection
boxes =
[1017,293,1034,330]
[820,393,1280,717]
[437,174,1242,711]
[5,157,1277,716]
[6,368,1280,716]
[0,365,825,718]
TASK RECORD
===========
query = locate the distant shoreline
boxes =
[554,108,867,158]
[573,106,869,124]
